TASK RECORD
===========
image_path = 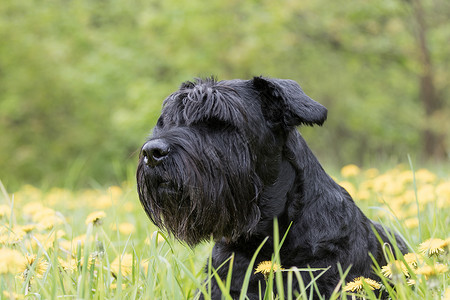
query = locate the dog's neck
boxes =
[253,130,340,234]
[259,159,296,216]
[235,130,348,242]
[284,130,347,218]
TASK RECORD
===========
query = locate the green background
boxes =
[0,0,448,190]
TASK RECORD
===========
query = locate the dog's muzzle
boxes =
[141,139,170,167]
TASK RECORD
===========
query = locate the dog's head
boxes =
[136,77,327,245]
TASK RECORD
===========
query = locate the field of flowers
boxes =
[0,164,449,299]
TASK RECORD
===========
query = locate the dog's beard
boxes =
[136,130,262,246]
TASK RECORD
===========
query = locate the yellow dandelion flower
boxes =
[254,261,284,277]
[0,226,26,245]
[437,192,449,208]
[31,207,56,223]
[406,279,416,286]
[108,186,123,199]
[403,253,423,269]
[72,234,90,246]
[45,188,72,206]
[30,233,54,249]
[341,164,361,178]
[444,289,450,300]
[20,224,36,233]
[415,169,437,183]
[123,201,134,212]
[384,181,405,196]
[417,184,436,205]
[419,238,448,257]
[118,223,135,235]
[398,170,414,185]
[436,182,450,199]
[94,195,114,209]
[58,258,77,273]
[2,291,24,300]
[372,174,391,193]
[22,202,44,217]
[343,276,381,292]
[0,234,12,245]
[29,230,65,250]
[0,248,23,274]
[110,283,127,290]
[381,260,409,278]
[357,188,371,201]
[415,263,448,278]
[60,234,93,252]
[85,211,106,225]
[404,218,419,229]
[111,253,133,277]
[14,185,42,203]
[19,254,49,280]
[0,205,11,218]
[77,254,95,269]
[12,226,27,237]
[37,214,64,230]
[364,168,379,179]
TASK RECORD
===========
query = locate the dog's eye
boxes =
[157,117,164,127]
[203,118,231,130]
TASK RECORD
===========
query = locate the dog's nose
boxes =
[141,139,170,167]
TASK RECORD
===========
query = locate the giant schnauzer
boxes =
[136,76,407,299]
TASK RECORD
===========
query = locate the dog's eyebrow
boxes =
[172,85,247,127]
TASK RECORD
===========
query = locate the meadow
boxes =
[0,164,449,299]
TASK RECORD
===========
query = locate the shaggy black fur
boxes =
[136,76,407,299]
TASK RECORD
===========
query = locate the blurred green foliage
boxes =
[0,0,449,189]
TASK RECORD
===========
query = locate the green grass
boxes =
[0,164,449,299]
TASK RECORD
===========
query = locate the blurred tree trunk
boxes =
[410,0,447,159]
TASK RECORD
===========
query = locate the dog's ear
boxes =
[252,76,327,127]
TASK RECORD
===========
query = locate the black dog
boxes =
[136,77,407,299]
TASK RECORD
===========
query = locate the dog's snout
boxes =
[141,139,170,167]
